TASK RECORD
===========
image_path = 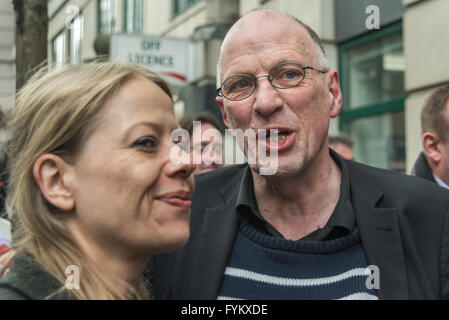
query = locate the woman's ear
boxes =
[33,154,75,212]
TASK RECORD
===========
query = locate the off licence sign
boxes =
[110,34,193,86]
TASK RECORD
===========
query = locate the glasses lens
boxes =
[221,75,256,101]
[270,63,305,89]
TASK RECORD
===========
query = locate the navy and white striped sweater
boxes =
[217,222,378,300]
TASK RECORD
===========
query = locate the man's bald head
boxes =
[217,9,330,87]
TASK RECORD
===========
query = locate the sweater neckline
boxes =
[239,221,361,254]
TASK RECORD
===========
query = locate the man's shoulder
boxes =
[195,164,246,184]
[193,165,246,197]
[346,160,449,205]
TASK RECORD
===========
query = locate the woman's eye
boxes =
[133,137,157,149]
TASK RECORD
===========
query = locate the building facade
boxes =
[46,0,449,173]
[0,0,15,113]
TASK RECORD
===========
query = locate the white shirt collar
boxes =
[432,173,449,190]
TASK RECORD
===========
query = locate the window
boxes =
[124,0,145,34]
[339,22,405,172]
[98,0,115,33]
[173,0,201,18]
[52,31,66,68]
[69,15,83,64]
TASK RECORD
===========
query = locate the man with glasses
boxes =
[149,9,449,300]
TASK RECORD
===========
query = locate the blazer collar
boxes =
[347,162,409,299]
[411,152,436,183]
[190,166,243,299]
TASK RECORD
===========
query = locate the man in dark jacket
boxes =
[149,9,449,300]
[411,84,449,189]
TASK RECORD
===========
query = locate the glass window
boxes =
[99,0,115,33]
[347,110,405,172]
[173,0,201,18]
[339,22,406,173]
[124,0,145,34]
[69,15,83,64]
[343,32,404,109]
[52,31,66,68]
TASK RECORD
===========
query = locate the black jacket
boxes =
[0,253,76,300]
[411,152,437,183]
[149,156,449,300]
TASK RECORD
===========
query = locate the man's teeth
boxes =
[267,133,287,143]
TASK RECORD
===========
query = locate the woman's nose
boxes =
[165,143,196,179]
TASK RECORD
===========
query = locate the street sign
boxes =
[110,34,194,87]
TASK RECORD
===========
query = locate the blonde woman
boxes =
[0,62,195,299]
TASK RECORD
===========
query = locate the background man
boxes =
[179,112,224,175]
[149,9,449,300]
[329,134,355,160]
[411,84,449,189]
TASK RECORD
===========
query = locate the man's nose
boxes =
[252,77,283,117]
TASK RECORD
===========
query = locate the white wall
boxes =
[0,0,15,112]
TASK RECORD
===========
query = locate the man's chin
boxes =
[251,158,305,178]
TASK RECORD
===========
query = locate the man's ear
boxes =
[216,96,230,128]
[327,70,343,118]
[423,131,442,164]
[33,154,75,212]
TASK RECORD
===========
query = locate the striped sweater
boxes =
[217,222,378,300]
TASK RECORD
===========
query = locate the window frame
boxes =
[172,0,202,19]
[338,21,406,131]
[51,30,68,68]
[123,0,145,34]
[97,0,116,34]
[69,14,83,65]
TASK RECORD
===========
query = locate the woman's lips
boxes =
[156,191,192,211]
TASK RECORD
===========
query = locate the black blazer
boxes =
[149,158,449,300]
[411,152,437,184]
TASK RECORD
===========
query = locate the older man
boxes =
[149,9,449,300]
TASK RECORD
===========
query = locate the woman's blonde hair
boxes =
[5,61,172,299]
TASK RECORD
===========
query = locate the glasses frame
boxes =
[216,62,328,101]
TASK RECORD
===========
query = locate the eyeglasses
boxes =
[216,62,328,101]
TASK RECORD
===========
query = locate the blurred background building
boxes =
[0,1,15,112]
[2,0,449,173]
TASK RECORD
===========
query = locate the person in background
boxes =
[0,62,195,299]
[329,134,355,161]
[149,9,449,300]
[411,84,449,189]
[179,112,225,175]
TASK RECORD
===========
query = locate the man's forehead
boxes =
[220,13,315,73]
[224,12,308,47]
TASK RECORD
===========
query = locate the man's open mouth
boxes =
[258,129,293,144]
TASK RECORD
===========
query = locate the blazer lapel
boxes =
[348,163,409,300]
[190,171,242,299]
